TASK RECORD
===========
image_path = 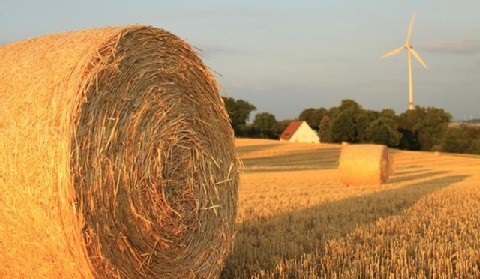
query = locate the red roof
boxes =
[279,121,304,140]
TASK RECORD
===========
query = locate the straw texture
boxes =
[339,144,390,185]
[0,26,238,279]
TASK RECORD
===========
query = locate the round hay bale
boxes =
[0,26,238,279]
[339,144,390,185]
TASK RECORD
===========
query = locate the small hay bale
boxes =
[0,26,238,279]
[339,144,390,185]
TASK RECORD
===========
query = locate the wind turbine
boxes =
[381,13,428,110]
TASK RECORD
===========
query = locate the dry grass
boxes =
[220,139,480,278]
[0,26,237,279]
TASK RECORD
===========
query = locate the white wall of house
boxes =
[289,122,320,143]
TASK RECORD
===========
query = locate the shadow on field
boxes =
[220,174,469,278]
[392,168,430,176]
[389,170,448,184]
[240,148,340,172]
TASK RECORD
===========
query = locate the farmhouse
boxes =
[279,121,320,143]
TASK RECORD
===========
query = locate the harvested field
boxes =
[221,139,480,278]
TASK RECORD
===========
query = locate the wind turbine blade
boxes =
[381,46,405,58]
[406,12,416,45]
[410,49,428,69]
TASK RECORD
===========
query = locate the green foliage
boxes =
[330,110,356,142]
[319,115,332,142]
[252,112,278,139]
[338,99,362,113]
[298,108,327,130]
[356,110,380,142]
[364,116,402,147]
[222,97,256,136]
[380,108,396,118]
[398,128,421,150]
[398,106,452,151]
[441,125,480,154]
[328,100,361,142]
[328,100,379,144]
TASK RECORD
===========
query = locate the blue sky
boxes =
[1,1,479,121]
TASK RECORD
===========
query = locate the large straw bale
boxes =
[0,26,238,279]
[339,144,390,185]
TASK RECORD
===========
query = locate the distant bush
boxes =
[441,125,480,154]
[397,106,452,151]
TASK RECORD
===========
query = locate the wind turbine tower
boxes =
[381,13,428,110]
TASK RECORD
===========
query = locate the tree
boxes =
[298,108,327,130]
[338,99,362,113]
[364,116,402,147]
[356,110,379,142]
[358,109,401,147]
[222,97,256,136]
[380,108,396,118]
[398,106,452,151]
[419,107,452,150]
[398,128,421,150]
[329,99,370,143]
[441,125,480,154]
[319,115,332,142]
[330,110,356,142]
[252,112,278,139]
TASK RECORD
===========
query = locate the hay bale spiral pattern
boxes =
[0,26,238,279]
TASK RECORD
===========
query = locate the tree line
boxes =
[222,96,480,154]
